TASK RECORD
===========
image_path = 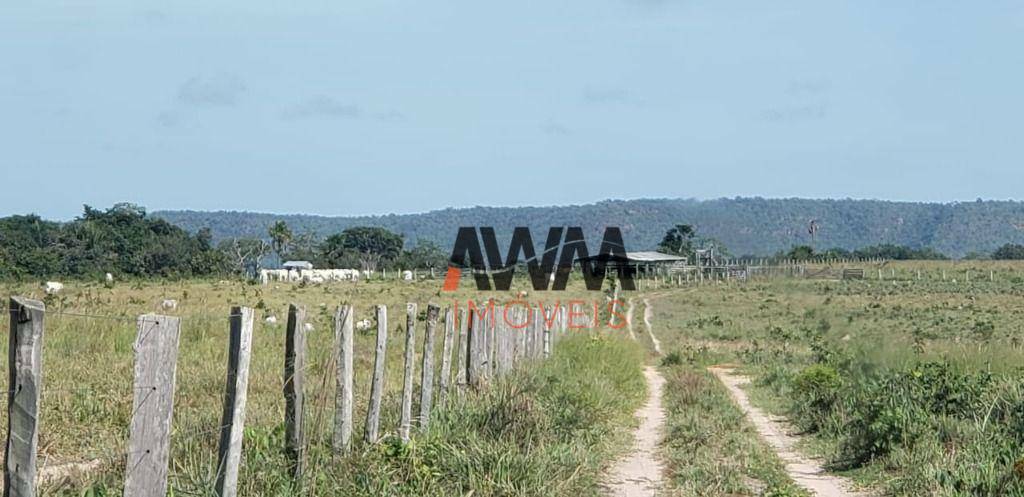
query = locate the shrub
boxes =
[661,351,683,366]
[791,364,842,433]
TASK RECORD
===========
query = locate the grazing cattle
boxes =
[265,315,278,324]
[303,322,314,332]
[44,281,64,295]
[259,267,362,285]
[161,299,178,311]
[355,319,373,331]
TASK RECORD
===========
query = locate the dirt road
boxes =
[709,367,866,497]
[603,366,666,497]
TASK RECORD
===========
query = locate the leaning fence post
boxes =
[5,297,45,497]
[332,305,354,455]
[437,307,455,405]
[419,304,440,431]
[399,303,417,443]
[124,313,182,497]
[365,305,388,443]
[283,304,307,479]
[215,307,254,497]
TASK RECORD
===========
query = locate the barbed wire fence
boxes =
[0,296,571,497]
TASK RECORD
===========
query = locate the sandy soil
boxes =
[641,299,662,355]
[625,298,638,341]
[709,366,867,497]
[603,366,667,497]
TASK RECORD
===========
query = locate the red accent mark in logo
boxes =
[442,267,461,292]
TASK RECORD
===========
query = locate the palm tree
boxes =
[268,221,293,262]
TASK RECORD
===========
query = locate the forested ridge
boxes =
[154,197,1024,258]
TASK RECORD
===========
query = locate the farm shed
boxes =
[282,260,314,271]
[577,251,687,276]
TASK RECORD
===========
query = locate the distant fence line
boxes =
[2,297,573,497]
[259,257,1016,290]
[623,258,1020,289]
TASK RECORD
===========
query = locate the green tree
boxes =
[401,239,448,270]
[786,245,816,261]
[658,224,696,256]
[268,221,293,262]
[320,227,404,271]
[853,244,947,260]
[0,215,63,278]
[0,204,241,278]
[992,244,1024,260]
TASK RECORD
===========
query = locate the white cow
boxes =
[355,319,373,331]
[44,281,64,295]
[105,273,114,283]
[259,267,361,285]
[161,299,178,311]
[303,322,315,332]
[265,315,278,324]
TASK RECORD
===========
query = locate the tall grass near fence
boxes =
[78,333,642,496]
[0,277,644,496]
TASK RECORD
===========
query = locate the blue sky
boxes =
[3,1,1023,220]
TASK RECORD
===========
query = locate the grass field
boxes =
[653,260,1024,496]
[6,259,1024,496]
[0,276,644,496]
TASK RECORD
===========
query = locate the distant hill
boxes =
[153,198,1024,258]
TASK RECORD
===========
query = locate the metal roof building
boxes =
[576,251,689,279]
[577,251,687,264]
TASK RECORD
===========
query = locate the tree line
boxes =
[0,204,447,280]
[5,207,1024,280]
[656,224,1024,262]
[154,197,1024,259]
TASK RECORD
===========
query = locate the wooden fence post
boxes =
[466,307,482,388]
[534,306,543,359]
[499,308,513,374]
[214,305,253,495]
[419,304,440,431]
[332,305,354,454]
[365,305,388,443]
[437,307,455,405]
[215,307,254,497]
[283,304,307,480]
[543,305,552,359]
[5,297,44,497]
[486,304,497,378]
[124,313,182,497]
[455,308,469,388]
[399,304,417,443]
[518,306,528,362]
